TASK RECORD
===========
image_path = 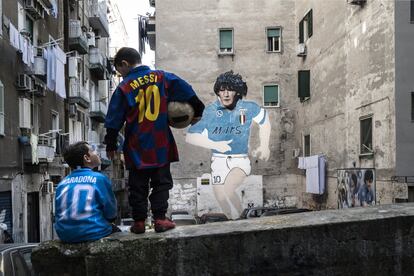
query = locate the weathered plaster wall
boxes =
[293,0,396,207]
[395,0,414,176]
[157,0,299,212]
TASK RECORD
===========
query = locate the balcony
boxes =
[147,15,156,51]
[89,0,109,37]
[90,101,107,122]
[89,47,107,79]
[68,20,88,54]
[68,79,90,108]
[37,136,55,163]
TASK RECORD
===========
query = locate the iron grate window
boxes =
[360,117,373,154]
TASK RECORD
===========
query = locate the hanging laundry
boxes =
[9,23,20,50]
[298,154,326,195]
[46,46,56,91]
[54,46,66,99]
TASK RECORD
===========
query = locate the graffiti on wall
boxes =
[337,168,376,208]
[186,71,271,219]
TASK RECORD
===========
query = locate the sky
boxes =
[114,0,155,67]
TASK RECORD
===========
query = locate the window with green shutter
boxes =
[263,85,279,107]
[0,81,4,136]
[304,134,311,157]
[298,70,310,101]
[267,27,281,52]
[219,29,233,53]
[299,9,313,43]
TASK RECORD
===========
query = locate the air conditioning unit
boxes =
[297,43,307,57]
[19,98,31,129]
[33,56,46,76]
[68,57,78,78]
[292,148,301,159]
[87,32,96,47]
[41,181,55,195]
[69,103,78,118]
[348,0,366,5]
[24,0,36,12]
[33,79,46,97]
[16,74,34,91]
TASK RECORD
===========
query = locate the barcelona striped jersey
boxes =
[105,66,197,169]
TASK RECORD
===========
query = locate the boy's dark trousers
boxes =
[128,164,173,221]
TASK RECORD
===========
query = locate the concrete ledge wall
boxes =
[32,204,414,276]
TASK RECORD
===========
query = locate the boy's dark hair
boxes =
[213,71,248,98]
[364,169,374,183]
[63,142,89,169]
[114,47,142,67]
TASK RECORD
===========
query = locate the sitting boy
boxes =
[54,142,119,243]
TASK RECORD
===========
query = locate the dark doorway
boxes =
[27,192,40,243]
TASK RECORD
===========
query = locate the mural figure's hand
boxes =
[252,147,270,161]
[214,140,232,153]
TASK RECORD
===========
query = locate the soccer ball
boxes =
[167,101,194,129]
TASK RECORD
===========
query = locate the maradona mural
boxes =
[186,71,271,219]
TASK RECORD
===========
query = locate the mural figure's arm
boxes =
[186,129,232,153]
[251,111,271,161]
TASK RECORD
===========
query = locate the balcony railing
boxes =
[90,101,107,122]
[89,0,109,37]
[89,47,107,79]
[68,79,90,108]
[68,20,88,54]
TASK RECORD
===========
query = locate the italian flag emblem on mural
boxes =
[239,109,247,125]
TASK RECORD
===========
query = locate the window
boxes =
[411,0,414,22]
[299,9,313,43]
[411,92,414,121]
[298,70,310,101]
[266,27,281,52]
[0,81,4,136]
[304,134,311,157]
[360,116,373,154]
[263,85,279,107]
[219,29,233,54]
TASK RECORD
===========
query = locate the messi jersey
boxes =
[105,66,197,169]
[188,99,266,155]
[54,168,117,243]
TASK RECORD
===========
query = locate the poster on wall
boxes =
[337,168,376,208]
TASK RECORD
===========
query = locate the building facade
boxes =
[150,0,414,216]
[0,0,123,243]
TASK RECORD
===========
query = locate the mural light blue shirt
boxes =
[188,99,266,154]
[54,168,117,243]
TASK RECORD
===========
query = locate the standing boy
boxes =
[105,47,204,233]
[55,142,118,243]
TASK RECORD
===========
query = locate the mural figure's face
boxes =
[218,89,237,108]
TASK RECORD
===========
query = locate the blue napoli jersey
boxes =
[105,65,197,169]
[54,168,117,243]
[188,99,266,154]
